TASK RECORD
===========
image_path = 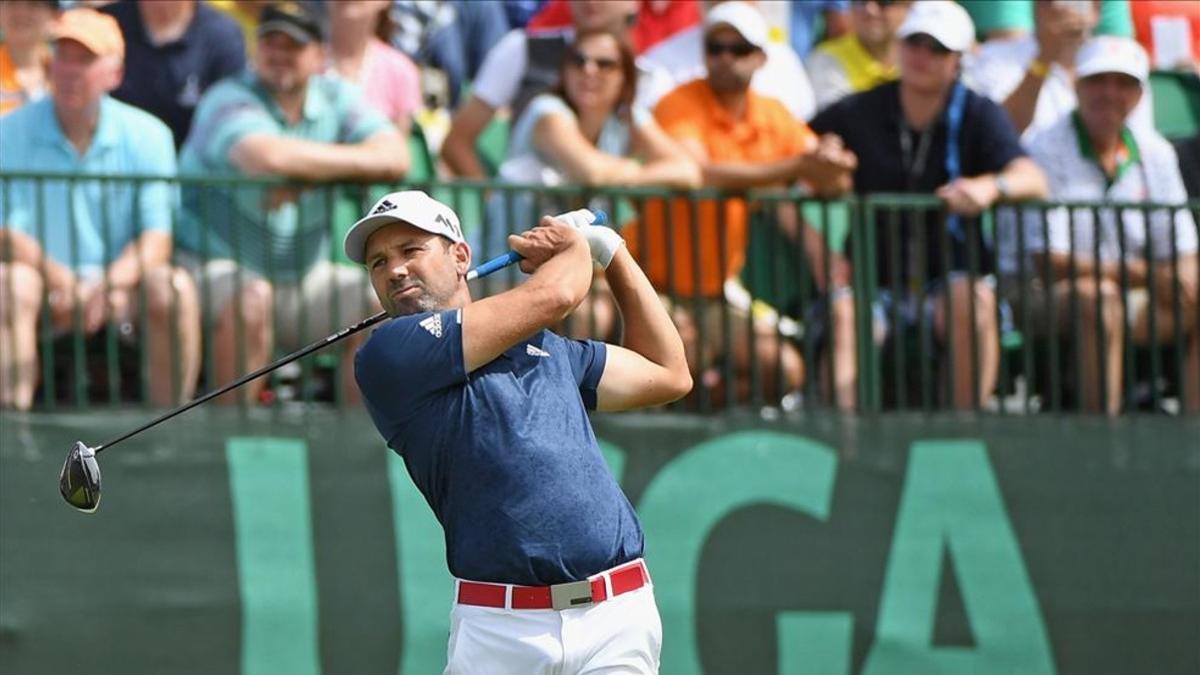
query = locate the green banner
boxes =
[1,410,1197,674]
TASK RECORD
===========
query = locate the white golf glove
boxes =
[555,209,624,269]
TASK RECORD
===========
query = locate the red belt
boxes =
[456,559,650,610]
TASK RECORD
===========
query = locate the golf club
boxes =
[59,209,608,512]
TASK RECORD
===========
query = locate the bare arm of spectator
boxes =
[532,112,700,188]
[1001,67,1050,136]
[229,128,409,182]
[936,156,1049,217]
[775,205,851,291]
[674,134,855,193]
[441,96,496,179]
[1002,6,1091,134]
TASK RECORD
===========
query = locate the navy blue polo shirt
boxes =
[103,0,246,148]
[355,309,644,586]
[810,80,1025,284]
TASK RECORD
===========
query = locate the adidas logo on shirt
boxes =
[526,344,550,358]
[419,314,443,338]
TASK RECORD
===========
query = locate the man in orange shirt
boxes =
[624,1,855,405]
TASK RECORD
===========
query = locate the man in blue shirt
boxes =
[0,7,201,410]
[806,1,1048,411]
[345,191,692,673]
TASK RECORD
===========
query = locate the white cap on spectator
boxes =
[897,0,975,53]
[704,1,769,50]
[344,191,465,264]
[1076,36,1149,83]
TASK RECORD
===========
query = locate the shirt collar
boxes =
[1071,110,1140,185]
[35,96,121,152]
[248,71,329,125]
[701,80,768,130]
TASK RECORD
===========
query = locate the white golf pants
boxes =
[443,584,662,674]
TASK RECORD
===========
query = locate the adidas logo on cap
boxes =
[371,199,396,215]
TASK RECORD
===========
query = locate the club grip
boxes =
[465,209,608,281]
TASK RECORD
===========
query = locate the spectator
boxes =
[0,0,58,115]
[964,0,1152,139]
[1020,37,1198,415]
[625,1,857,404]
[640,0,817,121]
[806,0,909,112]
[101,0,245,149]
[328,0,421,133]
[441,0,638,179]
[788,0,850,58]
[809,0,1048,411]
[0,8,201,410]
[176,2,407,405]
[389,0,510,109]
[489,27,699,339]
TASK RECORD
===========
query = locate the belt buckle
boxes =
[550,580,593,610]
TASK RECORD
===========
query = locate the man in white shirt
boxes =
[965,0,1153,140]
[1019,37,1197,415]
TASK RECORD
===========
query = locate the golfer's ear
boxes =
[454,241,471,276]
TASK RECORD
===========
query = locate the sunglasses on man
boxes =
[902,34,953,55]
[704,39,759,58]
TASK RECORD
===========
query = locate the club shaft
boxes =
[91,247,530,454]
[94,310,390,453]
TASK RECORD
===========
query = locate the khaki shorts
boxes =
[179,255,379,351]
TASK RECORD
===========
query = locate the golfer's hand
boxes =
[508,216,587,274]
[553,209,624,268]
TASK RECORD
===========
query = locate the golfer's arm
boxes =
[595,247,692,411]
[460,236,592,373]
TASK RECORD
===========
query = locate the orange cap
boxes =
[52,8,125,60]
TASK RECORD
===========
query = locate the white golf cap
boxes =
[897,0,975,53]
[704,1,769,50]
[343,190,465,264]
[1076,36,1149,83]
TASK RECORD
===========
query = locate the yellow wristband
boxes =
[1028,59,1050,79]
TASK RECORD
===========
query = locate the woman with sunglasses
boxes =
[485,27,699,338]
[494,27,699,197]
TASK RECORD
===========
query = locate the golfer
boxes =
[344,191,691,673]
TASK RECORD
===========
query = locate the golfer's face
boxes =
[365,223,462,317]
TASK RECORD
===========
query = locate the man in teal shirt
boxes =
[177,2,408,404]
[0,7,201,410]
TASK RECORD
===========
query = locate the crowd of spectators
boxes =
[0,0,1196,416]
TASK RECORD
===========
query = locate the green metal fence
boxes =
[1,171,1196,415]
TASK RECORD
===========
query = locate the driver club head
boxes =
[59,441,101,513]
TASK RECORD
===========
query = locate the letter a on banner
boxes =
[864,440,1055,674]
